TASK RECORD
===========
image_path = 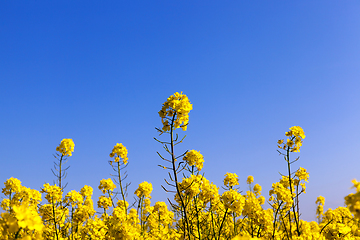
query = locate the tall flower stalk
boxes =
[276,126,306,238]
[155,92,193,239]
[109,143,130,215]
[53,139,74,190]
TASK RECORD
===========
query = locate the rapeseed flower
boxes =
[98,178,116,194]
[159,92,192,131]
[247,175,254,184]
[110,143,128,164]
[56,138,75,156]
[134,181,153,198]
[183,149,204,171]
[224,172,239,188]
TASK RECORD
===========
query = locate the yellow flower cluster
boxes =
[316,195,325,221]
[2,177,22,196]
[295,167,309,182]
[13,205,43,232]
[177,174,203,200]
[41,183,62,203]
[64,190,83,207]
[221,189,246,215]
[0,205,43,240]
[134,181,153,198]
[269,180,294,211]
[345,179,360,219]
[109,143,128,164]
[0,179,44,239]
[56,138,75,156]
[183,149,204,171]
[80,185,93,197]
[224,172,239,188]
[98,178,116,194]
[278,126,305,152]
[247,175,254,184]
[158,92,193,131]
[97,196,112,210]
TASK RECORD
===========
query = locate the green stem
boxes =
[59,155,63,190]
[117,161,127,215]
[170,112,191,239]
[218,207,229,239]
[51,197,59,240]
[286,144,300,237]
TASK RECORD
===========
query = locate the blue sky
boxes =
[1,1,359,222]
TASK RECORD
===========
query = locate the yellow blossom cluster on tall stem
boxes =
[109,142,130,215]
[2,92,360,240]
[53,138,75,190]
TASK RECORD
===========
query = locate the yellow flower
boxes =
[246,176,254,184]
[295,167,309,182]
[183,150,204,171]
[64,190,83,207]
[56,138,75,156]
[253,184,262,196]
[97,196,112,210]
[110,143,128,164]
[13,204,43,232]
[159,92,193,132]
[134,181,153,198]
[80,185,93,197]
[286,139,294,147]
[316,195,325,206]
[2,177,22,195]
[41,183,62,203]
[290,126,306,139]
[232,236,260,240]
[224,172,239,187]
[98,178,116,194]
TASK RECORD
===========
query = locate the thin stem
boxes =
[59,155,63,190]
[52,197,59,240]
[170,112,191,239]
[286,144,300,237]
[218,207,229,239]
[117,161,127,215]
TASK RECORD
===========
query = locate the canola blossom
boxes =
[110,143,128,164]
[224,172,239,188]
[183,150,204,171]
[134,181,153,198]
[158,91,193,131]
[1,92,360,240]
[56,138,75,157]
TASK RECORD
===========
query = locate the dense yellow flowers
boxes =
[64,190,83,206]
[134,181,153,198]
[278,126,305,152]
[56,138,75,156]
[159,92,193,131]
[224,172,239,188]
[41,183,62,203]
[295,167,309,182]
[345,179,360,219]
[109,143,128,164]
[98,178,116,194]
[247,175,254,184]
[183,149,204,171]
[13,205,43,232]
[1,93,360,240]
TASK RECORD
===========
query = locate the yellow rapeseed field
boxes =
[1,92,359,239]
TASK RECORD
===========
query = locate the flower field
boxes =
[1,92,360,240]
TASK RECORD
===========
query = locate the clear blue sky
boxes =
[1,1,359,222]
